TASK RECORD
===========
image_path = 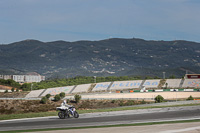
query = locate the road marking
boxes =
[161,126,200,133]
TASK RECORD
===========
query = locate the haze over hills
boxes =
[0,38,200,79]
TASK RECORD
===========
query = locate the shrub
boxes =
[119,100,124,106]
[11,88,15,92]
[187,95,194,100]
[16,88,19,92]
[4,90,8,93]
[59,92,65,98]
[45,94,51,99]
[111,100,116,103]
[54,94,61,101]
[74,94,81,104]
[155,95,164,103]
[141,99,146,104]
[67,99,70,103]
[40,97,47,104]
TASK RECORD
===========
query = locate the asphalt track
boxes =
[1,105,200,132]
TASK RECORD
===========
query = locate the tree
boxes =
[187,95,194,100]
[165,83,168,89]
[45,94,51,99]
[74,94,81,104]
[169,75,176,79]
[11,88,15,92]
[54,94,61,101]
[155,95,164,103]
[21,83,31,91]
[40,97,47,104]
[59,92,65,98]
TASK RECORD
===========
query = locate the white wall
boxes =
[71,84,91,93]
[109,80,143,90]
[92,82,112,91]
[143,80,160,88]
[182,79,200,88]
[41,86,74,96]
[162,79,181,88]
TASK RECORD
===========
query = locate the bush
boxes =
[187,95,194,100]
[155,95,164,103]
[119,100,124,106]
[54,94,61,101]
[111,100,116,103]
[40,97,47,104]
[141,99,146,104]
[59,92,65,98]
[67,99,70,103]
[45,94,51,99]
[11,88,15,92]
[16,88,19,92]
[4,90,8,93]
[74,94,81,104]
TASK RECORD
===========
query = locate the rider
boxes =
[61,100,72,109]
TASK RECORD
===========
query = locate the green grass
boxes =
[1,103,200,120]
[0,112,57,120]
[1,119,200,133]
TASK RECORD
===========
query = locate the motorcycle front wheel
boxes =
[73,111,79,118]
[58,111,65,119]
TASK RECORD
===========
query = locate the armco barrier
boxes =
[155,89,163,92]
[163,89,170,91]
[184,89,194,92]
[170,89,178,91]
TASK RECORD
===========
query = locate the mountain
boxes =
[0,38,200,78]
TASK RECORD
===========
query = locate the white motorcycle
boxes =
[56,106,79,119]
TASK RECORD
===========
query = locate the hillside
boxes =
[0,38,200,78]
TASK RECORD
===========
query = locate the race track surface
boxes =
[0,105,200,132]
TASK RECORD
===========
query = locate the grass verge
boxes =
[1,119,200,133]
[0,103,200,120]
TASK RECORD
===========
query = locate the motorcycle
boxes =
[56,106,79,119]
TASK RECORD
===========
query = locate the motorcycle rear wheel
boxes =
[58,111,65,119]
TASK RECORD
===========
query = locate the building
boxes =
[185,74,200,79]
[0,74,45,83]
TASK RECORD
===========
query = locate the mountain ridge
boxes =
[0,38,200,78]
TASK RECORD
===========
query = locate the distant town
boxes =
[0,74,45,83]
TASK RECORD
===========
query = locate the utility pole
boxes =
[94,76,96,83]
[163,72,165,79]
[31,83,33,91]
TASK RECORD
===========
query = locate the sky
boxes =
[0,0,200,44]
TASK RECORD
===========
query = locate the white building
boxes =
[13,75,25,83]
[0,74,45,83]
[24,75,45,83]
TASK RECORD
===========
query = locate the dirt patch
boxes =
[0,99,62,114]
[0,92,29,98]
[0,99,150,115]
